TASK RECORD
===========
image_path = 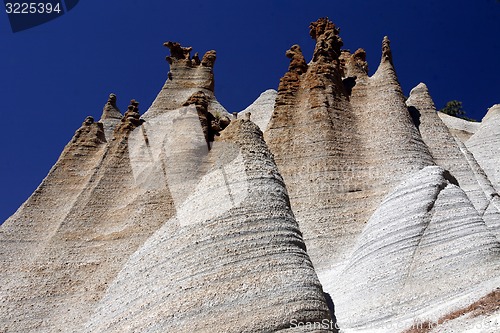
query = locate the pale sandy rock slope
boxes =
[264,18,500,332]
[0,39,334,333]
[239,89,277,131]
[1,18,499,333]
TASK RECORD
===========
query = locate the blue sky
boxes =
[1,0,499,223]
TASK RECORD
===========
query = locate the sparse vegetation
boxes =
[439,100,477,122]
[213,110,221,121]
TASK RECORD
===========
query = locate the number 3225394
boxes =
[5,2,62,14]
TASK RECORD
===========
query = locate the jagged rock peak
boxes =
[352,48,368,73]
[408,82,436,111]
[164,41,191,62]
[116,99,143,133]
[285,44,308,74]
[164,41,216,68]
[341,48,369,78]
[101,93,122,120]
[83,116,94,126]
[72,115,106,146]
[107,93,117,107]
[201,50,216,67]
[309,17,343,62]
[381,35,393,64]
[182,91,230,146]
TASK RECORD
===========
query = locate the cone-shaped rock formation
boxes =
[1,17,499,333]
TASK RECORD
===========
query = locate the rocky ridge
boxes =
[1,18,499,333]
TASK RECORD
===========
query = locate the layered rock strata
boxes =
[100,93,122,139]
[265,18,434,271]
[144,41,228,120]
[85,119,335,333]
[466,104,500,192]
[1,17,499,333]
[265,17,500,332]
[406,83,500,220]
[0,40,335,332]
[0,98,176,332]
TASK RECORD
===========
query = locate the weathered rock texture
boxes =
[0,41,335,333]
[265,18,434,272]
[85,119,333,333]
[0,98,175,332]
[238,89,277,131]
[264,17,500,332]
[1,18,499,333]
[144,41,228,120]
[321,166,500,330]
[466,105,500,192]
[100,93,123,139]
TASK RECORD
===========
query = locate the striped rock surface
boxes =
[320,166,500,330]
[84,119,334,333]
[264,18,500,332]
[406,83,500,237]
[0,101,174,333]
[1,17,499,333]
[238,89,277,131]
[0,40,334,332]
[466,104,500,193]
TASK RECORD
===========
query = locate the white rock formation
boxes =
[84,119,333,333]
[1,19,499,333]
[320,166,500,331]
[238,89,277,131]
[437,111,481,142]
[466,104,500,193]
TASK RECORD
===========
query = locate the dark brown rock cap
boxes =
[310,17,343,62]
[164,41,216,68]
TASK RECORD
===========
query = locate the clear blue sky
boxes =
[1,0,499,223]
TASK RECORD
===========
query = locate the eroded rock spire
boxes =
[285,44,308,74]
[309,17,343,62]
[164,41,192,64]
[164,41,217,68]
[381,36,393,64]
[351,48,369,75]
[101,93,122,120]
[116,99,143,133]
[182,91,230,148]
[144,41,225,119]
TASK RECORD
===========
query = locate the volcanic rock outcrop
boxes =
[145,41,228,120]
[265,18,435,271]
[238,89,277,131]
[264,17,500,332]
[0,37,335,333]
[1,18,499,333]
[85,119,333,333]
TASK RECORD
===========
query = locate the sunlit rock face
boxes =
[265,18,434,272]
[0,39,334,333]
[264,17,500,332]
[1,18,499,333]
[238,89,277,132]
[466,104,500,193]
